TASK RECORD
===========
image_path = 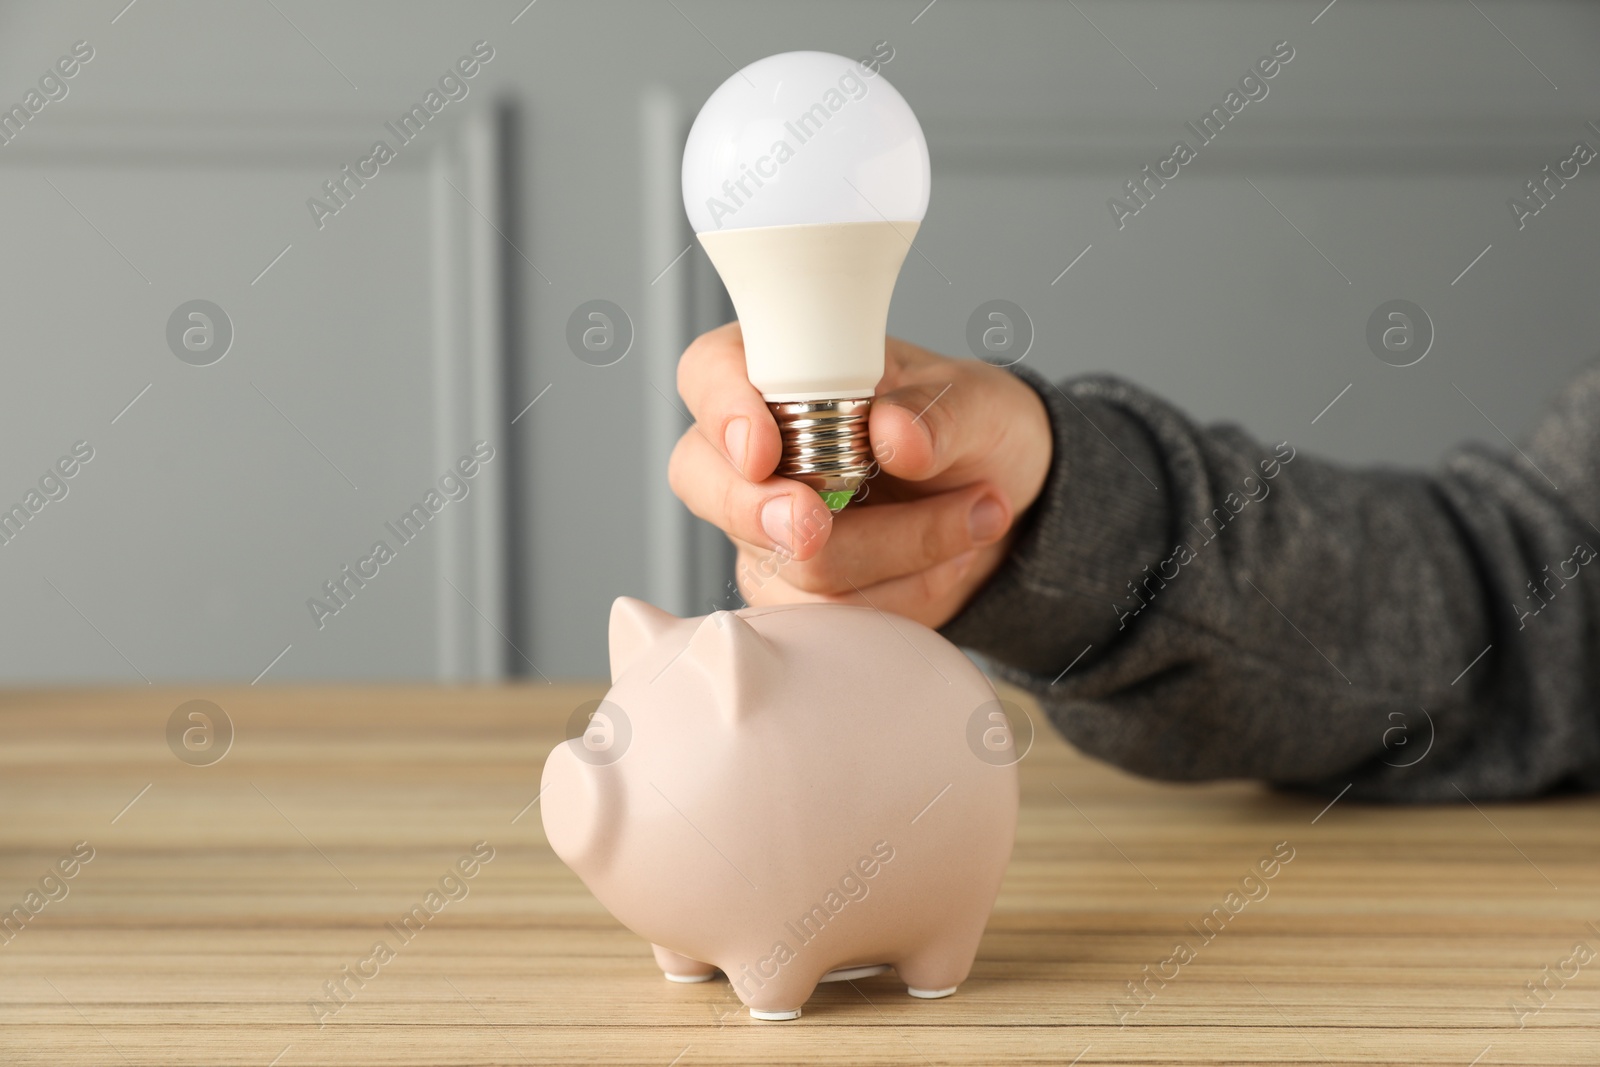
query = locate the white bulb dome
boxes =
[681,50,930,233]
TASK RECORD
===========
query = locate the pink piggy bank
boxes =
[540,597,1020,1020]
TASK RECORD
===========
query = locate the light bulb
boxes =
[682,50,930,511]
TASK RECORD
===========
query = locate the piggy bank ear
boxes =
[609,597,678,682]
[686,611,779,723]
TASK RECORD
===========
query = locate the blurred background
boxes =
[1,0,1596,684]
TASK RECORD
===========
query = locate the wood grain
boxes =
[0,684,1595,1065]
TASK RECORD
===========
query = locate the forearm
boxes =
[942,366,1600,801]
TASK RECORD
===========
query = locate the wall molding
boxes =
[1,107,512,681]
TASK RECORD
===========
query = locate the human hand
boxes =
[668,323,1052,629]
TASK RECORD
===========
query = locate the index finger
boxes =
[675,322,782,483]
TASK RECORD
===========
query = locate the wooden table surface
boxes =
[1,684,1595,1066]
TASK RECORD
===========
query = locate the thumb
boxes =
[869,380,970,482]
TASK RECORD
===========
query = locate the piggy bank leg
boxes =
[730,965,828,1021]
[652,944,717,983]
[894,940,978,1000]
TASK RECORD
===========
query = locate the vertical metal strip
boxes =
[430,135,465,679]
[464,109,509,679]
[641,87,694,616]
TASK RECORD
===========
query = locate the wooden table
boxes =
[1,684,1595,1065]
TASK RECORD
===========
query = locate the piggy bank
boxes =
[540,597,1019,1020]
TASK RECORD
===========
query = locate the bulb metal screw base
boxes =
[767,397,874,512]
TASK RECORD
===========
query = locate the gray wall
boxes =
[1,1,1596,683]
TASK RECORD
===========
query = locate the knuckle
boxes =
[666,433,693,494]
[677,329,725,394]
[919,505,961,565]
[675,343,702,397]
[917,517,943,565]
[915,564,950,607]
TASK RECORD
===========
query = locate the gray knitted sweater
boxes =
[942,365,1600,802]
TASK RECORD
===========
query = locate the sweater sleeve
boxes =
[940,364,1600,802]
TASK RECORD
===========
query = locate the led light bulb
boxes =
[683,50,930,511]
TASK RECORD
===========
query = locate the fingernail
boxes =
[969,496,1007,544]
[724,417,749,475]
[761,496,794,554]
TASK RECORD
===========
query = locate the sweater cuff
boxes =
[940,368,1172,678]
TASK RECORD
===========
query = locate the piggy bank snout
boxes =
[540,741,621,872]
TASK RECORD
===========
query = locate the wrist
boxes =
[940,370,1171,677]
